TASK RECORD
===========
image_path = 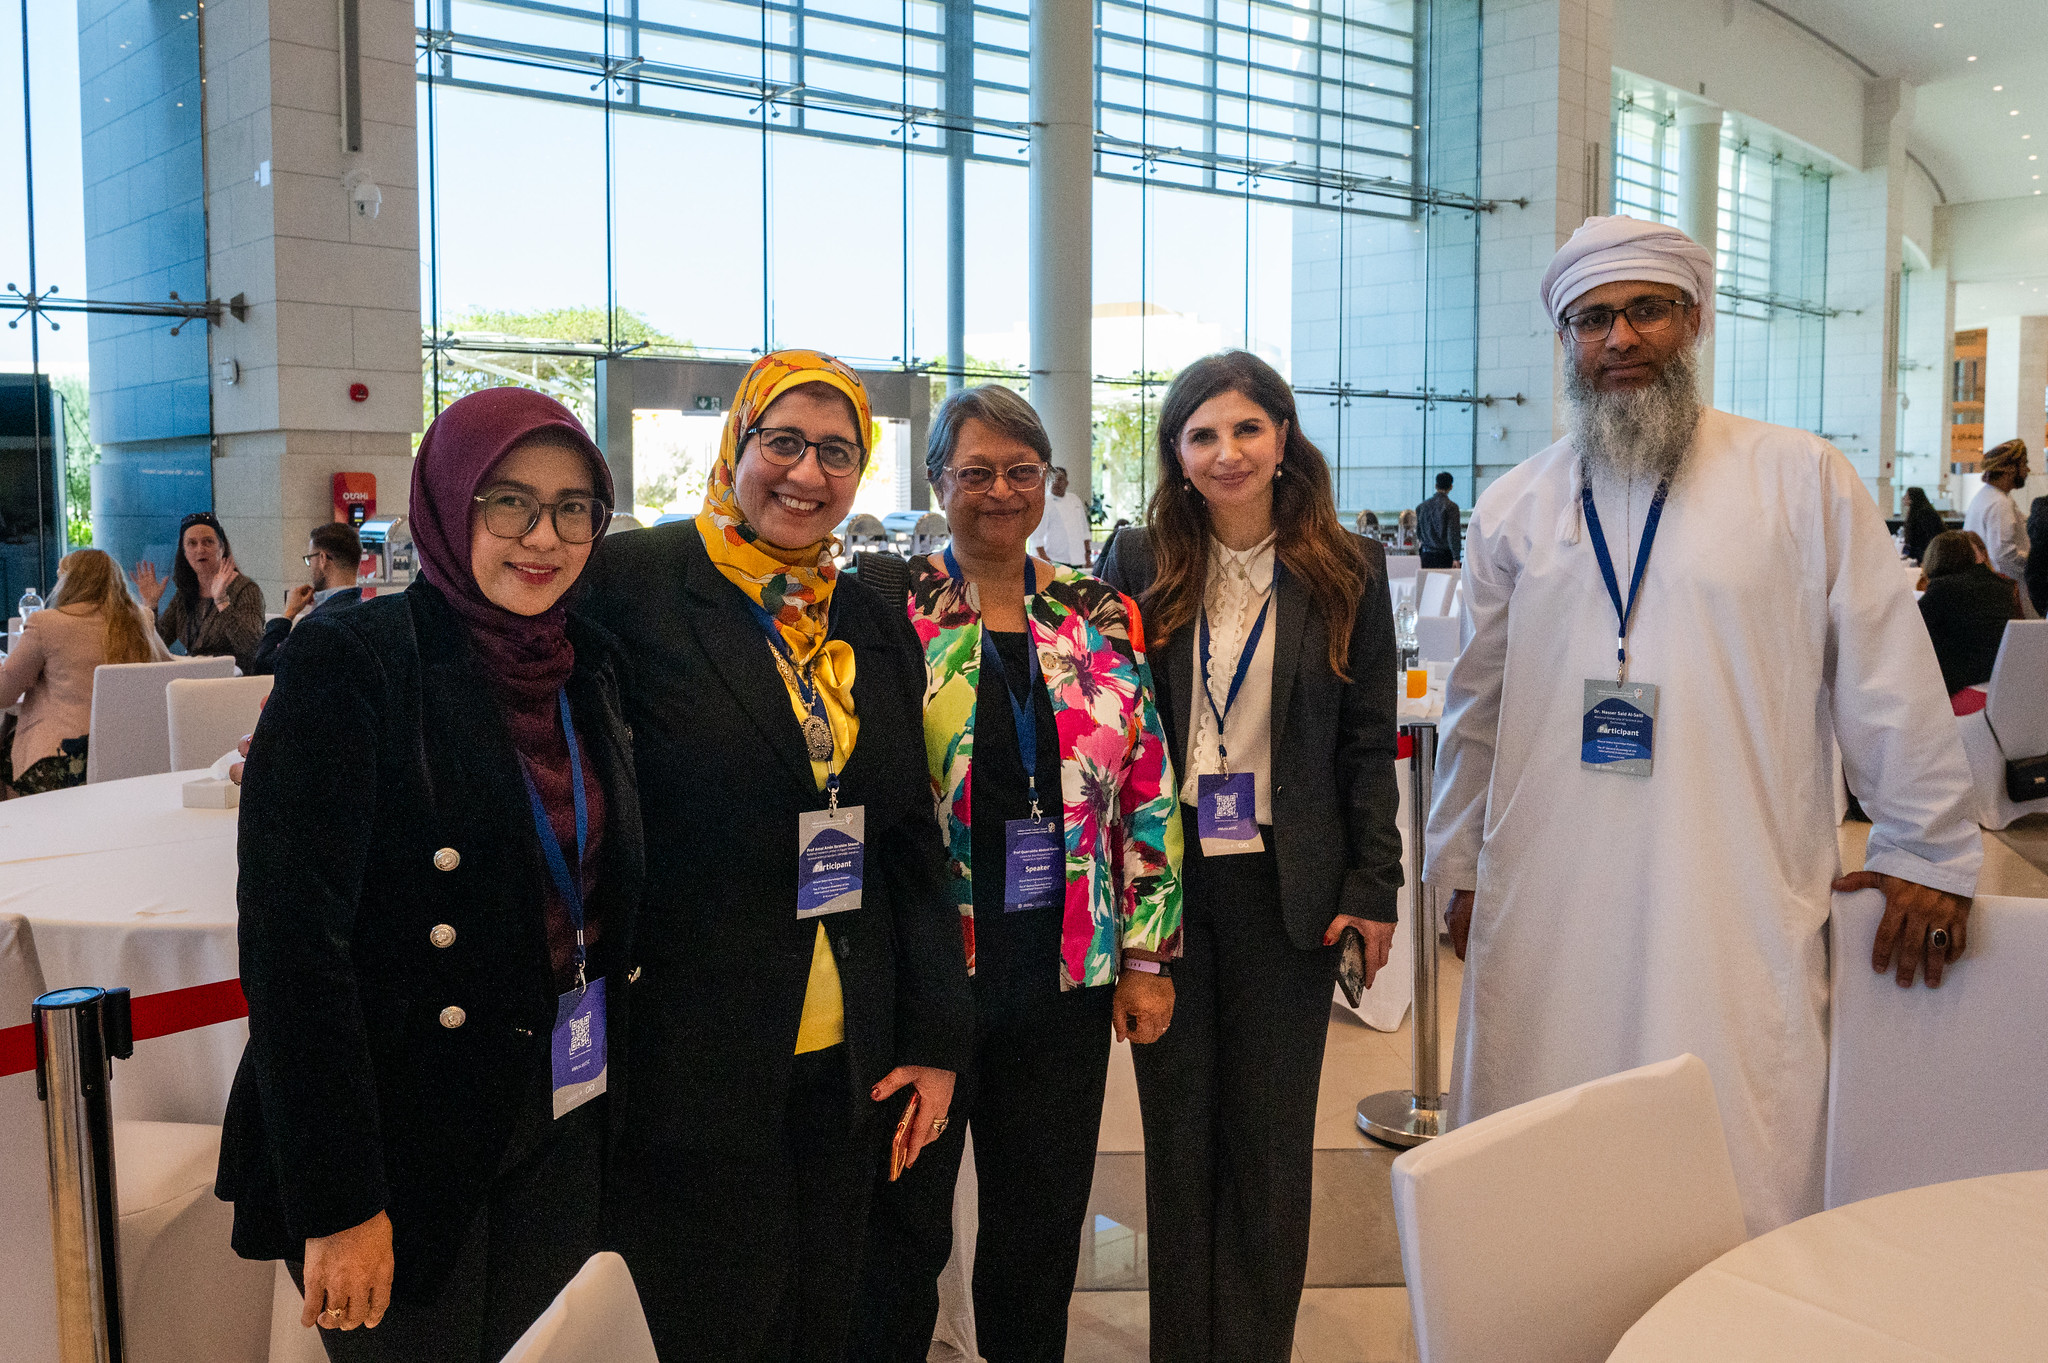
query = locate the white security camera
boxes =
[342,169,382,220]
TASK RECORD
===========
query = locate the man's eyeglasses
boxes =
[747,426,864,478]
[302,551,329,566]
[947,462,1048,494]
[1560,297,1693,343]
[472,488,611,544]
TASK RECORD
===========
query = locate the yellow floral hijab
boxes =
[696,349,871,778]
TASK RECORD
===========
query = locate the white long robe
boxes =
[1423,408,1982,1234]
[1964,482,2034,617]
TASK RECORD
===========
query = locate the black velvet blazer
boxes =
[573,521,971,1159]
[1099,527,1405,945]
[216,580,643,1293]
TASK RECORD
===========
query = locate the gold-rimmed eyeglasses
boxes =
[947,462,1047,494]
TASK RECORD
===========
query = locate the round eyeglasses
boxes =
[747,426,864,478]
[1561,297,1693,343]
[947,461,1047,494]
[472,488,611,544]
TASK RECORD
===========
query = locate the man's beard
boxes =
[1565,345,1703,485]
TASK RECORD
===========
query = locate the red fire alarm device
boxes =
[333,473,376,527]
[349,382,369,403]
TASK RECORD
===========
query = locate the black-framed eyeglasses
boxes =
[746,425,864,478]
[1561,297,1693,343]
[301,551,330,566]
[947,461,1047,494]
[472,488,612,544]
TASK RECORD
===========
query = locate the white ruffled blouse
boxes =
[1181,533,1277,824]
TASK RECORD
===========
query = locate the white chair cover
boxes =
[113,1120,272,1363]
[267,1261,331,1363]
[1391,1053,1745,1363]
[166,676,274,772]
[1413,569,1458,618]
[1825,889,2048,1208]
[1955,621,2048,829]
[86,657,235,784]
[498,1252,659,1363]
[1385,553,1421,583]
[0,914,61,1363]
[1414,615,1462,664]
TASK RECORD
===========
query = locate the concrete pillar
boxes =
[1474,0,1614,465]
[1822,78,1913,511]
[202,0,422,608]
[1028,0,1094,511]
[1675,103,1721,402]
[1982,314,2048,515]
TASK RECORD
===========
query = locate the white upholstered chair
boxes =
[1415,614,1463,663]
[1825,888,2048,1208]
[0,914,269,1363]
[1384,552,1421,584]
[1954,620,2048,829]
[1391,1054,1746,1363]
[497,1252,658,1363]
[85,656,235,784]
[166,675,273,772]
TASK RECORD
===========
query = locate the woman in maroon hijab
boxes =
[217,389,644,1362]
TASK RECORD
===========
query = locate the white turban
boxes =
[1540,215,1716,340]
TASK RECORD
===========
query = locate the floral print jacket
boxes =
[908,556,1183,989]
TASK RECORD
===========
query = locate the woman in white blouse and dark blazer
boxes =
[1098,350,1404,1363]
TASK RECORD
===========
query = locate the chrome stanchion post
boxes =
[1358,721,1446,1147]
[34,985,133,1363]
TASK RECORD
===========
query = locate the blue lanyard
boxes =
[744,596,844,805]
[943,545,1047,820]
[1580,477,1669,681]
[518,689,590,990]
[1197,594,1272,770]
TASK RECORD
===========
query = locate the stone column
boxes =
[1676,102,1722,401]
[203,0,421,609]
[1028,0,1094,511]
[1475,0,1615,466]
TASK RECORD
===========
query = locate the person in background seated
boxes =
[0,549,168,796]
[1414,471,1462,569]
[218,389,641,1361]
[1917,530,2023,701]
[253,522,364,675]
[1354,508,1381,538]
[1900,486,1944,563]
[136,511,268,672]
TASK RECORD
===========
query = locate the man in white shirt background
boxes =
[1027,465,1094,568]
[1425,215,1980,1237]
[1963,439,2034,618]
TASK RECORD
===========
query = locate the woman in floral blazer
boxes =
[853,385,1182,1362]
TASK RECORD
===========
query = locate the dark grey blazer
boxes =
[1099,527,1404,946]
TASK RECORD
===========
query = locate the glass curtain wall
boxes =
[416,0,1485,523]
[1612,81,1832,434]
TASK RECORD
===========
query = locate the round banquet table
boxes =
[0,770,244,1125]
[1608,1171,2048,1362]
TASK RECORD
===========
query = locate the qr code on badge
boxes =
[1214,791,1240,820]
[569,1013,592,1053]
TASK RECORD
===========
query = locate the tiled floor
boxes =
[1008,824,2038,1361]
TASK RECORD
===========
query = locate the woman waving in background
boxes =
[1099,350,1403,1363]
[135,511,267,672]
[219,389,641,1361]
[580,350,971,1362]
[853,385,1181,1362]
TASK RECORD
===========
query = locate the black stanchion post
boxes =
[33,985,133,1363]
[1357,720,1447,1148]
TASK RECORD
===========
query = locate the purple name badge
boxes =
[1004,817,1063,912]
[1196,772,1258,841]
[551,977,606,1119]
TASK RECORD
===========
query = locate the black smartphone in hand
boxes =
[1336,926,1367,1008]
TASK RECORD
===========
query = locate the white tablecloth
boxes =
[0,770,244,1124]
[1609,1171,2048,1361]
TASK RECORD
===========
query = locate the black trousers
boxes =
[294,1084,605,1363]
[610,1044,875,1363]
[1417,549,1454,569]
[852,986,1113,1363]
[1130,818,1335,1363]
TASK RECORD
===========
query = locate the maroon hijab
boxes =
[413,388,615,989]
[410,387,613,717]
